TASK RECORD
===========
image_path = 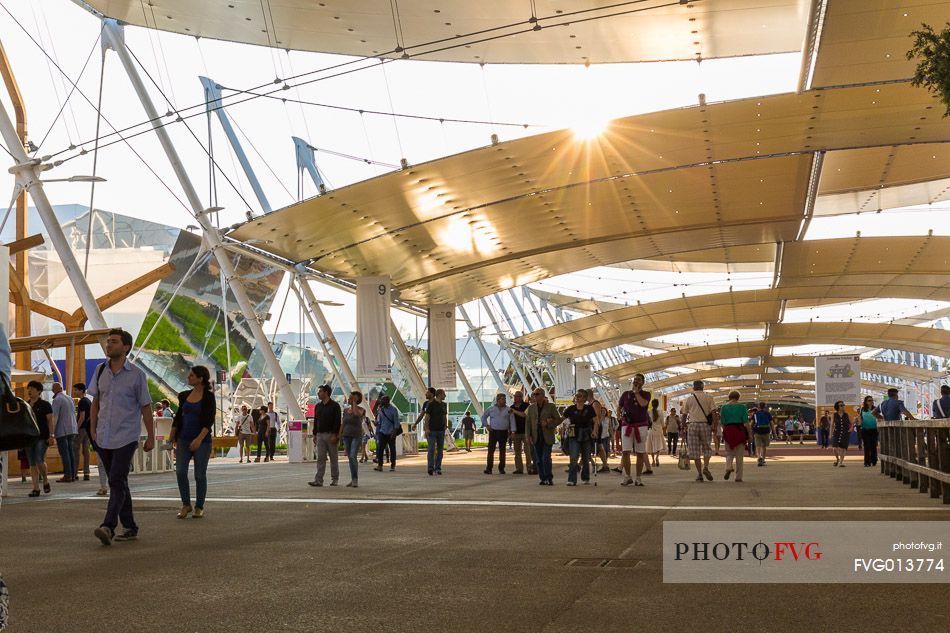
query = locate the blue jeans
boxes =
[568,437,592,483]
[99,441,139,532]
[862,429,879,466]
[534,439,553,483]
[24,438,49,467]
[176,441,211,508]
[342,435,361,481]
[56,434,77,479]
[376,432,396,467]
[427,431,445,472]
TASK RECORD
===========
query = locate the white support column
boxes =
[294,274,358,390]
[199,76,271,213]
[456,361,484,416]
[508,288,536,332]
[479,298,532,389]
[389,316,428,400]
[290,280,348,391]
[458,305,506,394]
[0,107,107,332]
[512,344,544,387]
[101,19,302,420]
[522,288,551,329]
[493,292,522,337]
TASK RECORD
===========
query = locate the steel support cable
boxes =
[51,56,399,167]
[40,0,672,161]
[401,0,685,61]
[31,29,102,155]
[0,184,22,235]
[269,278,293,346]
[124,44,258,214]
[228,113,295,201]
[42,55,391,159]
[30,2,76,144]
[82,53,107,277]
[304,143,400,169]
[151,12,178,105]
[215,83,542,128]
[0,2,193,213]
[139,0,171,103]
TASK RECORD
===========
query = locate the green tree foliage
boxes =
[908,22,950,117]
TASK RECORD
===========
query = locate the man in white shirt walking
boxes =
[680,380,716,482]
[481,393,515,474]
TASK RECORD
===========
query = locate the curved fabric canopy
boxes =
[778,236,950,295]
[232,82,949,305]
[604,322,950,378]
[529,288,624,315]
[649,359,942,390]
[609,244,777,274]
[767,357,943,382]
[77,0,809,64]
[808,0,950,88]
[513,236,950,355]
[664,379,892,400]
[815,144,950,217]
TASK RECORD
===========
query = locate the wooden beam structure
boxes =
[8,329,112,354]
[6,233,44,255]
[66,262,176,384]
[0,40,31,373]
[75,261,175,321]
[6,261,175,386]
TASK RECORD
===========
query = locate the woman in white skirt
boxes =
[646,399,666,468]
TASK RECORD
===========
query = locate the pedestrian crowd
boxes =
[1,325,931,556]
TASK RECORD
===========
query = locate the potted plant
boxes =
[907,22,950,116]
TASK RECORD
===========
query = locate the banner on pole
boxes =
[575,361,592,391]
[428,304,456,389]
[815,354,861,407]
[554,354,574,399]
[356,276,391,380]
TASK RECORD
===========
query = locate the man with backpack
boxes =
[752,402,774,467]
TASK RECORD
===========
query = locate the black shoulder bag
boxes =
[692,393,715,425]
[0,373,40,451]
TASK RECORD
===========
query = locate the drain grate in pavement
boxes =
[604,559,644,569]
[565,558,642,568]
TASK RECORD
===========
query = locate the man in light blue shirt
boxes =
[89,328,154,546]
[51,383,78,482]
[373,395,401,472]
[481,393,515,474]
[875,388,915,422]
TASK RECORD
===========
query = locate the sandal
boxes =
[43,482,51,494]
[28,490,40,497]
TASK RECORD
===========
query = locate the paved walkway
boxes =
[1,449,946,632]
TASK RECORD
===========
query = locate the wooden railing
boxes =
[879,419,950,504]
